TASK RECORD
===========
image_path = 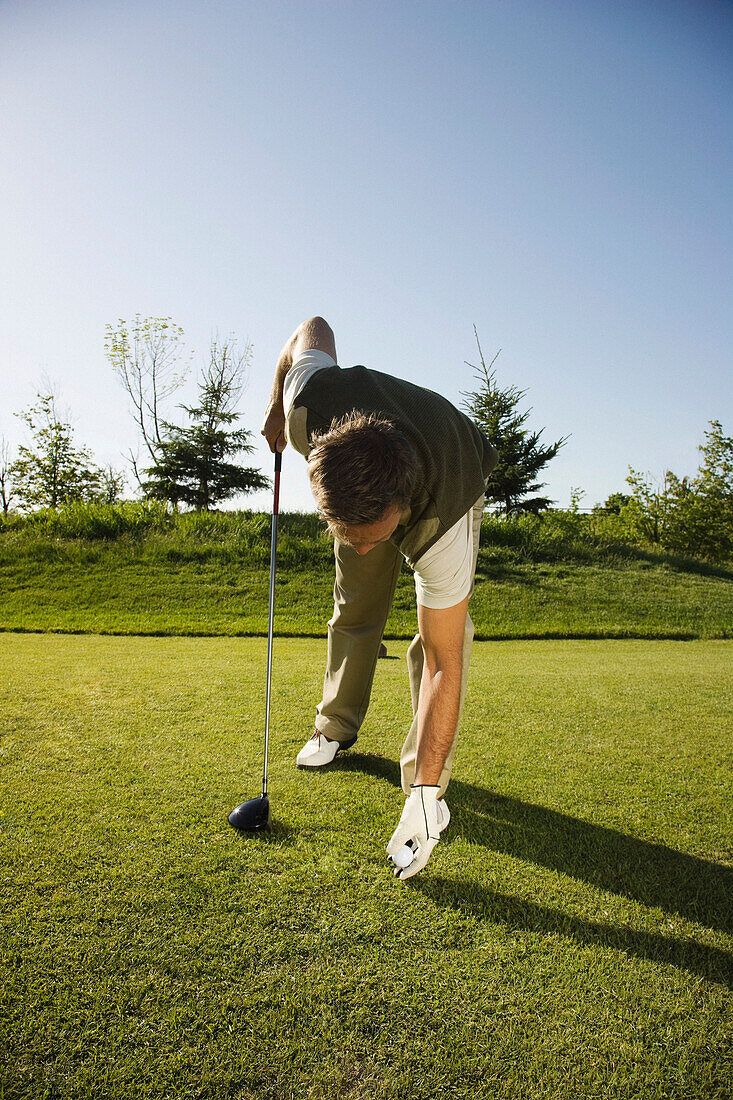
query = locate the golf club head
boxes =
[228,793,271,832]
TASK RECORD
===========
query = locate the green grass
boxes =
[1,533,731,639]
[1,634,731,1099]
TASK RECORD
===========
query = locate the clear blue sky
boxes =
[1,0,731,513]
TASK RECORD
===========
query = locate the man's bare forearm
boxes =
[267,330,299,410]
[413,659,463,786]
[412,597,469,786]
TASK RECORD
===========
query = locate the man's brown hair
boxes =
[307,411,417,535]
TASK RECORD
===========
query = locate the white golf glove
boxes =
[386,784,441,881]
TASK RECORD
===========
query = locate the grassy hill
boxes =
[0,504,731,639]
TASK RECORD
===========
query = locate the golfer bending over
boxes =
[262,318,497,879]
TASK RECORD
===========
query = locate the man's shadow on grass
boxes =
[335,752,733,988]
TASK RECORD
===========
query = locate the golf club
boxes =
[228,447,282,831]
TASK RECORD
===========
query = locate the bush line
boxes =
[1,501,731,574]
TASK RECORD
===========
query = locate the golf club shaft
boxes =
[262,448,281,797]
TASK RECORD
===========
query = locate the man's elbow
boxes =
[298,316,332,340]
[292,317,337,360]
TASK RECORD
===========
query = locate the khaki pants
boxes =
[315,494,485,798]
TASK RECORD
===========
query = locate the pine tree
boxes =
[462,329,567,514]
[143,338,268,509]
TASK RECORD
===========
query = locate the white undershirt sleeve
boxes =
[283,350,336,415]
[413,507,475,610]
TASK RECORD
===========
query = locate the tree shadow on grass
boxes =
[335,752,733,986]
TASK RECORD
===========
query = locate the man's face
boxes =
[336,505,403,555]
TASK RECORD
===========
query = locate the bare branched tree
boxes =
[99,464,126,504]
[0,435,15,514]
[105,316,191,484]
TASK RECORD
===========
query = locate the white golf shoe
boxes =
[436,798,451,833]
[296,729,358,768]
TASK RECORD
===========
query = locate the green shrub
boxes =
[479,511,612,565]
[0,501,170,540]
[1,502,728,572]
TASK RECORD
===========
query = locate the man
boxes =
[262,317,497,879]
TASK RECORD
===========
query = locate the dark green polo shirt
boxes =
[287,364,497,565]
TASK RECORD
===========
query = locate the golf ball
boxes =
[392,843,415,869]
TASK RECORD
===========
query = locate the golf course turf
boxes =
[1,633,730,1099]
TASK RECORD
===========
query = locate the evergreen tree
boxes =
[462,329,567,514]
[143,338,268,509]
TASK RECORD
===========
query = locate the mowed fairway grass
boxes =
[1,634,731,1100]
